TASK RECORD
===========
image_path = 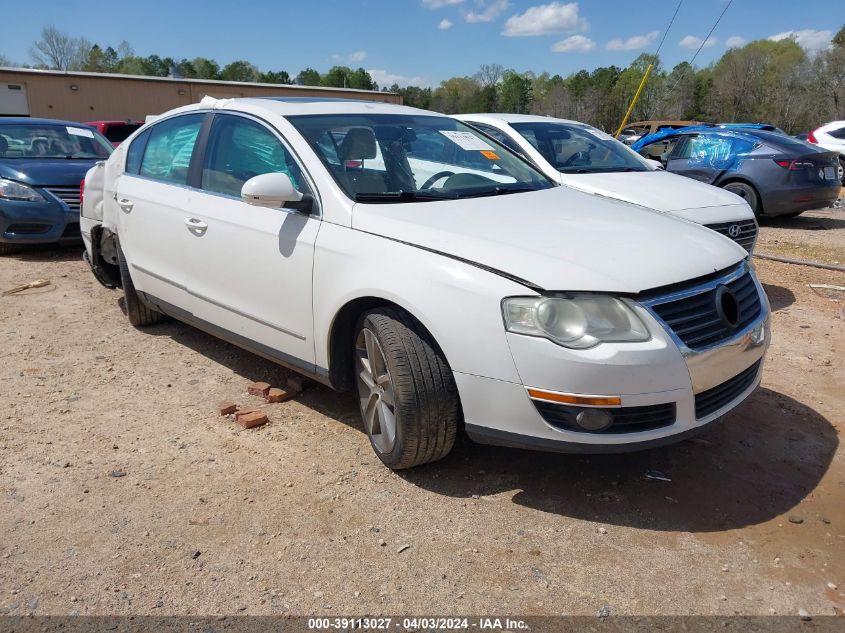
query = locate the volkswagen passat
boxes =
[81,97,770,469]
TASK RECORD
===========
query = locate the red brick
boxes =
[218,401,237,416]
[247,382,271,397]
[265,387,295,403]
[238,411,268,429]
[286,375,304,394]
[234,407,261,422]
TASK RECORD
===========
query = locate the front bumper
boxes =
[0,197,80,245]
[459,265,770,453]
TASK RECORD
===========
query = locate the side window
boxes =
[125,128,150,174]
[201,115,309,198]
[139,114,203,184]
[828,126,845,140]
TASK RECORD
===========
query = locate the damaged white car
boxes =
[82,97,770,469]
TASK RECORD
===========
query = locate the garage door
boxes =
[0,83,29,116]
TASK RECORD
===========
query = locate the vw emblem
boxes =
[727,224,742,239]
[715,285,741,329]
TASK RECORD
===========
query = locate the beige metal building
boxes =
[0,67,401,122]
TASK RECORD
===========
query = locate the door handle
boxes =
[184,218,208,234]
[117,197,134,212]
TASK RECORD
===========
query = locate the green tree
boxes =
[191,57,220,79]
[221,60,259,82]
[498,71,532,113]
[297,68,321,85]
[259,70,291,84]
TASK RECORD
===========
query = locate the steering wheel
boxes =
[420,171,455,190]
[562,151,589,167]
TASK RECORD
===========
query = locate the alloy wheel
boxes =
[355,327,397,454]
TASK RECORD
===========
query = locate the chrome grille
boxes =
[647,266,763,350]
[695,359,761,418]
[44,186,81,211]
[704,219,758,253]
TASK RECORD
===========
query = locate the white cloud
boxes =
[368,69,432,89]
[464,0,510,23]
[768,29,832,51]
[606,31,659,51]
[331,51,368,64]
[552,35,595,53]
[438,18,454,29]
[725,35,746,48]
[502,2,585,37]
[678,35,717,50]
[421,0,463,8]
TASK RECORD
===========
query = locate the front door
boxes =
[183,113,320,370]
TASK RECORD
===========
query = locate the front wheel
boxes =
[354,307,459,469]
[722,181,760,216]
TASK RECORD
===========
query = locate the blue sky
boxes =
[1,0,842,87]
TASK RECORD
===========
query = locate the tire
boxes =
[354,307,459,469]
[117,243,163,327]
[778,211,805,219]
[722,181,760,216]
[838,157,845,186]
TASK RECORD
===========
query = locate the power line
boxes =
[654,0,684,58]
[687,0,733,68]
[664,0,734,98]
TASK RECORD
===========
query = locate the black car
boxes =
[633,126,841,218]
[0,118,112,254]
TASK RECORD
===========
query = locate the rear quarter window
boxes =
[125,128,151,174]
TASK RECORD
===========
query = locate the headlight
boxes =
[502,295,650,349]
[0,178,46,202]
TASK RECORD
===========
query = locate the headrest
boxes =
[338,127,377,160]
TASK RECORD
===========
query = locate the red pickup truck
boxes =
[84,120,143,147]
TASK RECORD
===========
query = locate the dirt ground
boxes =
[0,209,843,617]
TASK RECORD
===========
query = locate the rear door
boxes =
[114,112,207,310]
[183,112,320,370]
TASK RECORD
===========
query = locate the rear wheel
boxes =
[117,243,163,327]
[354,307,459,469]
[722,181,760,216]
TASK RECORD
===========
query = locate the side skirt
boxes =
[138,291,334,389]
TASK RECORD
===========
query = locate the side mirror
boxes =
[241,172,314,213]
[645,158,665,170]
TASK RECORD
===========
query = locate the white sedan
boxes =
[81,97,769,469]
[808,120,845,184]
[454,113,759,253]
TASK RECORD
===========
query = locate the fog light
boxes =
[751,323,765,345]
[575,409,613,432]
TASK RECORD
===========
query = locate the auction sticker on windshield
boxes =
[439,130,494,151]
[67,126,95,138]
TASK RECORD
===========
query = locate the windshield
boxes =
[0,124,113,159]
[510,122,650,174]
[287,114,553,202]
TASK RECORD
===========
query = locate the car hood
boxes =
[0,159,99,187]
[351,187,747,294]
[559,170,750,214]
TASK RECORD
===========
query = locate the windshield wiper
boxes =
[354,190,458,203]
[454,185,540,198]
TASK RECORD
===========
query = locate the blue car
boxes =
[0,118,112,254]
[632,126,841,218]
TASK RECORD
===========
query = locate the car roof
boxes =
[631,125,758,150]
[170,96,442,119]
[0,117,92,127]
[454,113,588,126]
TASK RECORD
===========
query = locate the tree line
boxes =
[4,25,844,134]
